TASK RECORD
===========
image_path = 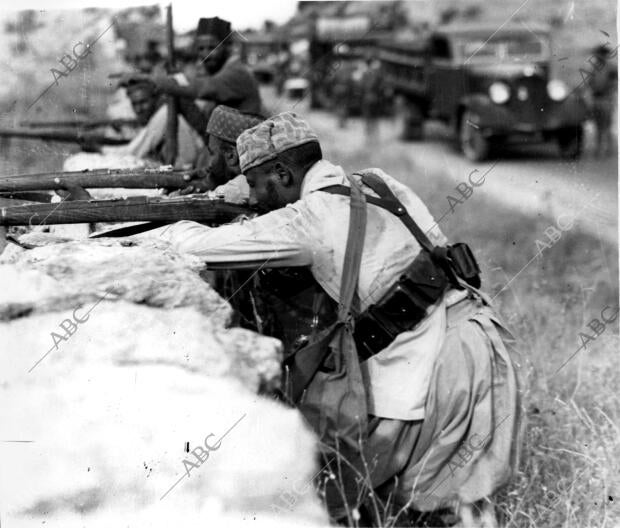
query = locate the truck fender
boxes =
[455,94,496,132]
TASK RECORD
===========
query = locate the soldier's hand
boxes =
[56,184,92,201]
[78,141,102,153]
[77,131,102,153]
[178,171,211,195]
[117,72,151,87]
[151,74,180,94]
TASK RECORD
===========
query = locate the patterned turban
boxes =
[237,112,319,173]
[206,106,263,144]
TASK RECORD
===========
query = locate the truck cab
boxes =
[382,23,587,160]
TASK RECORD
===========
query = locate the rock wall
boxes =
[0,235,329,527]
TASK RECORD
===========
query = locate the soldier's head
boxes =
[237,112,322,211]
[195,17,232,74]
[125,81,160,126]
[136,40,163,73]
[205,105,263,187]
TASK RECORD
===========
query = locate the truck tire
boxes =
[556,125,583,160]
[460,110,490,161]
[401,100,424,141]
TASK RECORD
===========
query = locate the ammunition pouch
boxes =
[354,249,447,360]
[433,242,481,290]
[354,243,481,360]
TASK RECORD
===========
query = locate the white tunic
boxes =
[151,159,451,420]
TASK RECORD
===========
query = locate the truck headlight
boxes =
[547,80,568,101]
[489,82,510,104]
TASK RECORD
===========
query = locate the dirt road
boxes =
[268,89,617,247]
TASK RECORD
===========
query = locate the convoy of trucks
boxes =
[306,18,587,160]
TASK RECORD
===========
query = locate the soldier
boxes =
[73,80,204,169]
[587,44,617,157]
[178,105,262,201]
[190,17,262,114]
[124,17,263,139]
[360,54,385,142]
[135,40,165,74]
[123,17,264,182]
[331,60,355,129]
[148,112,521,526]
[106,41,166,128]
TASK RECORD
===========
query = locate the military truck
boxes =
[377,23,587,160]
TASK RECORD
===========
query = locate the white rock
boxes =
[0,237,232,326]
[1,305,324,526]
[0,237,328,527]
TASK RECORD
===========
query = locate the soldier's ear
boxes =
[274,161,293,186]
[223,146,238,167]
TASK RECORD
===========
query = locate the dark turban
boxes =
[122,79,157,96]
[196,17,232,42]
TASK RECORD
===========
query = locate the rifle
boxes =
[0,168,198,193]
[19,118,138,129]
[164,4,179,166]
[0,128,129,145]
[0,195,252,226]
[0,196,37,208]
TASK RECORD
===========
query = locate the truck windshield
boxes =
[457,36,549,63]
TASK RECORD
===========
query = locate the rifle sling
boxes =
[286,175,367,403]
[320,171,436,254]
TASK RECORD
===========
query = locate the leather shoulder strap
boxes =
[358,170,435,253]
[320,171,435,254]
[339,174,367,318]
[282,174,367,403]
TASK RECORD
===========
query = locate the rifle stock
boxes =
[0,195,252,226]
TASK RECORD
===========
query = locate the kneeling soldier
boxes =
[149,112,522,526]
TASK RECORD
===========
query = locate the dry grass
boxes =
[470,220,619,528]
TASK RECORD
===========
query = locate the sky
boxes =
[0,0,299,31]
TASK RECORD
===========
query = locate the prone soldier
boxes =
[68,79,204,170]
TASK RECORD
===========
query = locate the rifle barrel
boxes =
[0,197,37,208]
[0,128,129,145]
[0,168,195,192]
[20,119,138,129]
[164,4,179,166]
[0,191,53,202]
[0,196,251,225]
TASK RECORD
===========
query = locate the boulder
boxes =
[0,236,329,527]
[0,236,232,325]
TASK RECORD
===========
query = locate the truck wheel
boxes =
[460,110,490,161]
[400,100,424,141]
[557,126,583,160]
